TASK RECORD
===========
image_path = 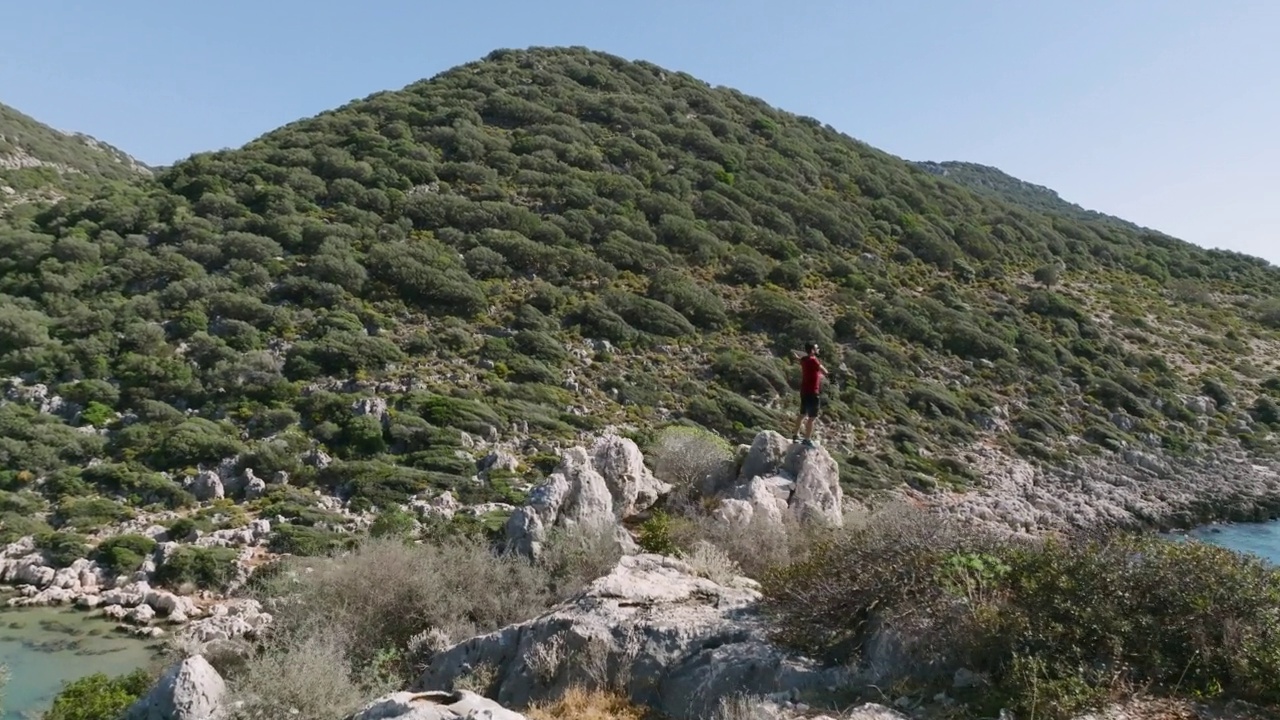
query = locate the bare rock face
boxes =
[716,431,845,530]
[416,554,839,720]
[124,655,226,720]
[590,434,670,517]
[187,471,225,502]
[504,435,668,557]
[346,690,526,720]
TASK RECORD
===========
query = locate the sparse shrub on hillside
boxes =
[1257,299,1280,329]
[224,627,374,720]
[37,531,89,568]
[155,546,239,591]
[526,687,648,720]
[94,533,157,576]
[761,503,1280,719]
[240,532,606,700]
[648,425,734,498]
[3,44,1280,601]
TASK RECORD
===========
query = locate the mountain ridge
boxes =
[1,44,1279,557]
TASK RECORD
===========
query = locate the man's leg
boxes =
[802,395,820,443]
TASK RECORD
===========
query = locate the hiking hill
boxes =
[2,46,1279,548]
[0,101,151,214]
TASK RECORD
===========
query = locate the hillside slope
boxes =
[0,102,151,213]
[2,46,1280,551]
[914,159,1154,231]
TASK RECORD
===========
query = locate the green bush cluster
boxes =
[0,44,1277,516]
[760,507,1280,719]
[154,546,240,591]
[42,670,153,720]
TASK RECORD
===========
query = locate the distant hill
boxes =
[2,45,1279,538]
[0,102,151,212]
[913,159,1150,232]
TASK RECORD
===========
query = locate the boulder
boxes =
[178,599,272,643]
[187,471,224,502]
[591,434,670,518]
[738,431,791,485]
[783,443,844,527]
[124,655,226,720]
[479,449,520,476]
[504,435,669,557]
[416,554,838,720]
[717,432,844,530]
[243,473,267,500]
[347,690,525,720]
[503,447,622,558]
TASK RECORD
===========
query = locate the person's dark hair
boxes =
[805,342,818,354]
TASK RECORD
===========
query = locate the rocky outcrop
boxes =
[178,599,273,644]
[187,471,225,502]
[715,431,845,530]
[935,442,1280,534]
[504,435,669,557]
[416,554,839,720]
[124,655,226,720]
[1,534,268,641]
[590,434,669,517]
[347,690,526,720]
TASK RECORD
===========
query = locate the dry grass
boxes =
[253,535,557,672]
[224,625,379,720]
[526,687,650,720]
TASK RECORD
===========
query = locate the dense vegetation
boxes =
[2,45,1280,564]
[913,160,1149,232]
[0,102,150,215]
[761,505,1280,719]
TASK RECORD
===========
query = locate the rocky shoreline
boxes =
[4,427,1279,652]
[8,427,1280,719]
[930,439,1280,536]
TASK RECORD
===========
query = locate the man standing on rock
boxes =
[791,342,828,446]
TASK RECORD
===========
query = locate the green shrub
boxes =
[44,669,153,720]
[0,512,52,545]
[646,270,728,330]
[269,524,357,556]
[761,505,1280,720]
[52,496,133,531]
[36,531,89,568]
[369,507,417,539]
[604,290,695,338]
[637,511,680,555]
[94,534,157,575]
[155,546,240,591]
[711,349,789,396]
[649,425,733,496]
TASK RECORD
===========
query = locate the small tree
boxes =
[1257,299,1280,330]
[1032,263,1060,288]
[649,425,734,499]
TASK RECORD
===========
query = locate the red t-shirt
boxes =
[800,356,823,395]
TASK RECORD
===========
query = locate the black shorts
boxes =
[800,392,821,419]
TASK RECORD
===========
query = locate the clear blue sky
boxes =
[4,0,1277,263]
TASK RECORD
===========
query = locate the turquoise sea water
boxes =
[0,602,164,720]
[1168,520,1280,564]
